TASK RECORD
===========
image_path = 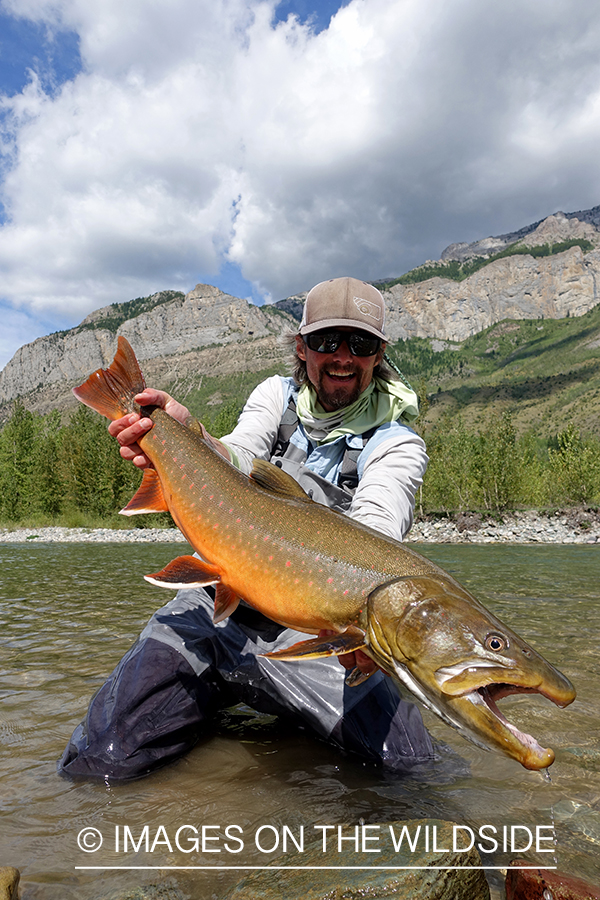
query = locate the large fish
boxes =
[73,337,576,770]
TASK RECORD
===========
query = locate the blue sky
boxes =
[1,0,600,369]
[0,1,346,95]
[0,13,80,97]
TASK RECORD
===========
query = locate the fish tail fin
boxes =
[72,336,146,421]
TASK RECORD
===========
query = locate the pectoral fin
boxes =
[144,555,221,589]
[121,468,169,516]
[261,630,366,661]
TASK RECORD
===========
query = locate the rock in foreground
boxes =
[0,867,19,900]
[506,859,600,900]
[223,818,490,900]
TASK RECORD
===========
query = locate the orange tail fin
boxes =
[72,336,146,421]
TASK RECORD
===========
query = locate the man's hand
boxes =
[108,389,190,469]
[338,648,380,677]
[317,630,380,677]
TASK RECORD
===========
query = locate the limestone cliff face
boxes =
[0,284,294,405]
[383,245,600,342]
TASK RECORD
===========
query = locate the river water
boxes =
[0,542,598,898]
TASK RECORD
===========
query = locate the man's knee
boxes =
[58,639,224,781]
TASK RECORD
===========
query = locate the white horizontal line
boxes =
[75,865,555,871]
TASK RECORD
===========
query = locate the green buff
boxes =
[296,376,419,445]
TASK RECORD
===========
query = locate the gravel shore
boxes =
[1,509,599,544]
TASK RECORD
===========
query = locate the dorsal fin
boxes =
[250,459,312,501]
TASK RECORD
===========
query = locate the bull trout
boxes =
[73,337,576,770]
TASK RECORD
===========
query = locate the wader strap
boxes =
[337,426,377,493]
[272,396,300,459]
[271,395,377,495]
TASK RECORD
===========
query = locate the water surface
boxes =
[0,542,598,897]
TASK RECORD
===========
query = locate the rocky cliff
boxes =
[0,284,295,407]
[440,208,600,261]
[382,244,600,343]
[1,207,600,410]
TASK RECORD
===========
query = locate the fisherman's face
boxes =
[296,328,386,412]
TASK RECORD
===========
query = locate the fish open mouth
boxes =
[476,683,551,763]
[430,652,575,769]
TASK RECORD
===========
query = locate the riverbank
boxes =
[1,508,599,543]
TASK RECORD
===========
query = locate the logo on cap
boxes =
[353,296,382,321]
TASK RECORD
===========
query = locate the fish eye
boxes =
[484,633,508,652]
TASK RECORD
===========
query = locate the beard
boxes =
[314,369,363,410]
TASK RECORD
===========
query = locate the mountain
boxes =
[1,205,599,421]
[0,284,297,417]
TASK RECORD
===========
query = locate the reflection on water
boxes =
[0,542,598,898]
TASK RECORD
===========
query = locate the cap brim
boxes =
[299,318,386,341]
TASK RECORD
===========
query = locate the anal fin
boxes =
[261,630,366,661]
[145,555,221,589]
[121,468,169,516]
[213,584,241,624]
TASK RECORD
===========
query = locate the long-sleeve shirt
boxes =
[221,375,428,542]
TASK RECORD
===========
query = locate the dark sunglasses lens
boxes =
[347,333,380,356]
[306,331,380,356]
[306,332,341,353]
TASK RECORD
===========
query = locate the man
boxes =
[59,277,434,780]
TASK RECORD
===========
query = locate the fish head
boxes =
[365,575,576,770]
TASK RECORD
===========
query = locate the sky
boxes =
[1,0,600,369]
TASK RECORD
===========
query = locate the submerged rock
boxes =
[222,818,489,900]
[506,859,600,899]
[100,878,188,900]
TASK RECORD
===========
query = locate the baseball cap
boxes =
[299,277,386,341]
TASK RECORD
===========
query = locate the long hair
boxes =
[280,331,398,386]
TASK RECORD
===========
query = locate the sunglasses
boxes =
[304,329,382,357]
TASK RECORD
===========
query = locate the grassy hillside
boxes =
[156,302,600,444]
[2,307,599,526]
[162,361,288,436]
[387,304,600,439]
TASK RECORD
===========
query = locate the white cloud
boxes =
[1,0,600,367]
